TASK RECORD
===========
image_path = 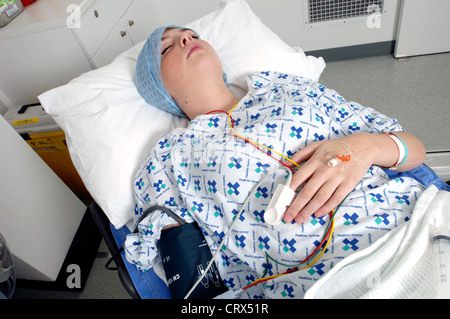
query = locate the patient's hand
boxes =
[283,134,376,224]
[284,131,425,224]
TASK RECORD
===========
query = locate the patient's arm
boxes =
[283,132,426,224]
[370,131,426,172]
[162,223,180,230]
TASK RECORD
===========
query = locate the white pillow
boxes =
[38,0,325,229]
[187,0,326,98]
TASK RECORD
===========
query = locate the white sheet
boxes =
[304,185,450,299]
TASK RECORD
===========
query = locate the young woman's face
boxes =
[160,28,224,113]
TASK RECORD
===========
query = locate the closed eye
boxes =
[161,31,199,55]
[161,45,171,55]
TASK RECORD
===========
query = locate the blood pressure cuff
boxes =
[158,222,228,299]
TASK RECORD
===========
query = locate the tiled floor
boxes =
[12,239,131,299]
[319,53,450,153]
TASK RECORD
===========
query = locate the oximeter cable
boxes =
[184,167,290,299]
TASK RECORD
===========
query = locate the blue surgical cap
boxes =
[135,25,228,118]
[136,25,187,117]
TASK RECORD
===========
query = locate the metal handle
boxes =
[121,31,127,37]
[129,20,135,27]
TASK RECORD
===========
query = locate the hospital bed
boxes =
[38,0,450,299]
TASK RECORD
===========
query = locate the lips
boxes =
[187,44,203,58]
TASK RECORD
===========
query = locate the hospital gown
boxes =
[124,71,427,299]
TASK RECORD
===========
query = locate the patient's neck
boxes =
[181,82,240,120]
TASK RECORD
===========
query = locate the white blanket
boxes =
[304,185,450,299]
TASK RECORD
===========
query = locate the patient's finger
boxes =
[315,175,361,218]
[288,141,324,167]
[285,168,330,223]
[289,165,313,193]
[288,149,327,192]
[314,183,349,218]
[294,178,341,224]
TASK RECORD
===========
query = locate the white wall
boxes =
[139,0,220,27]
[121,0,402,52]
[247,0,402,51]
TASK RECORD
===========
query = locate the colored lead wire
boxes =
[204,106,340,293]
[227,103,301,170]
[243,210,335,290]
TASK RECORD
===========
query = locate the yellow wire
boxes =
[299,215,334,270]
[226,102,335,288]
[227,103,301,169]
[247,212,335,288]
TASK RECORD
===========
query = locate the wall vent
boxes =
[305,0,384,26]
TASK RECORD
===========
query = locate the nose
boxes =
[180,32,193,47]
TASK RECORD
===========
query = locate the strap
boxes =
[105,205,185,270]
[133,205,187,233]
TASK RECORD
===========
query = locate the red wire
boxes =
[205,110,332,290]
[243,211,333,290]
[205,110,296,173]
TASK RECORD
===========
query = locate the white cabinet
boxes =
[0,0,156,110]
[90,18,134,68]
[74,0,156,68]
[0,0,158,283]
[0,25,92,108]
[121,0,158,45]
[0,0,92,108]
[0,103,86,281]
[72,0,133,60]
[394,0,450,58]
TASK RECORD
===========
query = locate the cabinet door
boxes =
[74,0,133,58]
[91,19,133,68]
[122,0,160,44]
[395,0,450,58]
[0,27,92,106]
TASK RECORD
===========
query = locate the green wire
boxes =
[265,211,336,270]
[260,195,348,276]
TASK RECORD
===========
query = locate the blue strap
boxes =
[383,164,450,191]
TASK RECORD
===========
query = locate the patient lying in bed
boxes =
[124,26,438,298]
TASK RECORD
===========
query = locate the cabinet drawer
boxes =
[91,19,133,68]
[74,0,133,58]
